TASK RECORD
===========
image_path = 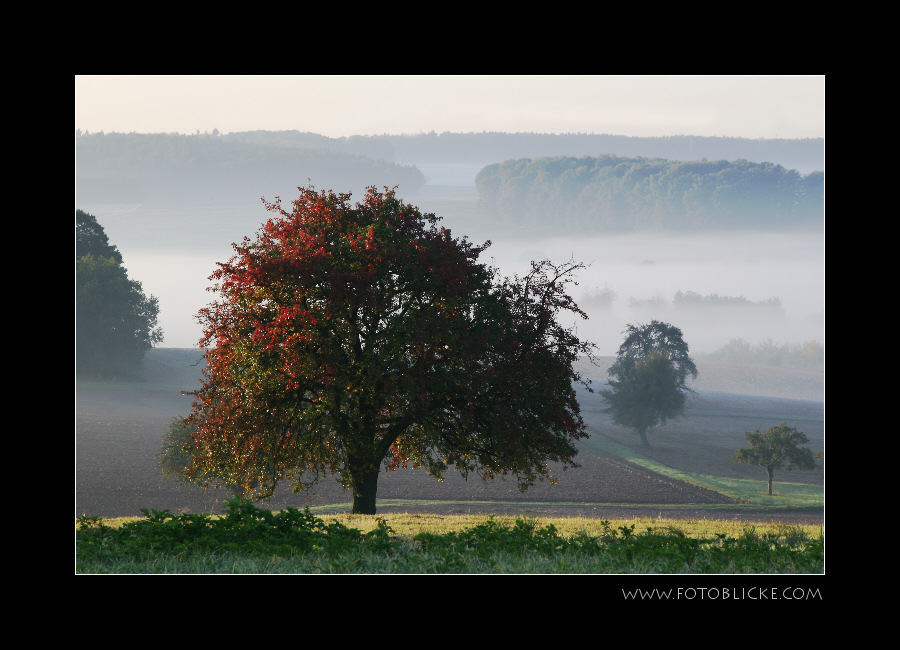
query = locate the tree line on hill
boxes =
[219,130,824,172]
[474,155,824,233]
[74,131,426,205]
[342,131,824,173]
[627,291,786,321]
[697,338,823,370]
[75,130,824,232]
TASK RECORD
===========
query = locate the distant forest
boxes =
[217,130,824,172]
[75,130,824,232]
[74,131,426,205]
[475,156,824,233]
[392,132,822,173]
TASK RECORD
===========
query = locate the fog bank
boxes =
[80,160,823,356]
[110,225,822,355]
[484,229,824,355]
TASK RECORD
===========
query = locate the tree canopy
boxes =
[75,210,163,376]
[600,320,697,447]
[184,186,596,514]
[76,209,122,263]
[732,423,816,495]
[475,155,824,233]
[75,131,426,205]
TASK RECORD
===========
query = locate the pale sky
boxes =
[74,75,825,140]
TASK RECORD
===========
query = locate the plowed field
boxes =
[75,351,824,524]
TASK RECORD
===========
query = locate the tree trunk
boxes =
[350,465,380,515]
[766,467,774,495]
[638,427,651,448]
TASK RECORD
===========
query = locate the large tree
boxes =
[732,423,816,495]
[600,320,697,447]
[76,211,163,376]
[184,186,596,514]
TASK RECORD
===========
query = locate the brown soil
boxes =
[75,351,824,525]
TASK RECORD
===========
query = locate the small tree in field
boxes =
[183,186,596,514]
[732,423,816,495]
[600,320,697,447]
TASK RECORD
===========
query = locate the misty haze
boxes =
[77,151,823,358]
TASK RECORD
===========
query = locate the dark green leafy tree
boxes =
[600,320,697,447]
[76,210,163,376]
[76,209,122,263]
[732,423,816,495]
[183,186,595,514]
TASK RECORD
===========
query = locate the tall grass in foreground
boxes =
[76,499,823,575]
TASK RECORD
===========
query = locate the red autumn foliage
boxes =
[185,186,596,514]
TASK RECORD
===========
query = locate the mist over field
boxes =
[81,207,822,357]
[76,138,824,357]
[484,232,822,356]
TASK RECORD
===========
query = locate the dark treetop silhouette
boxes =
[600,320,697,447]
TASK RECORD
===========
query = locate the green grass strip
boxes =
[583,433,823,508]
